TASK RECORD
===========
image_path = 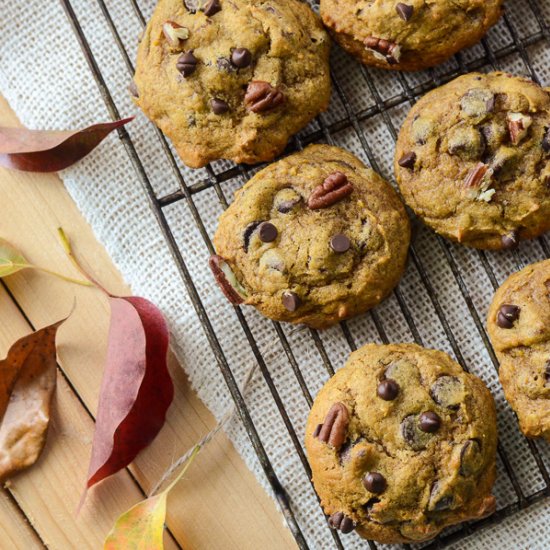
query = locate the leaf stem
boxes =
[30,265,95,287]
[57,228,111,296]
[164,445,201,495]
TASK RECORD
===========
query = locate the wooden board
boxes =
[0,95,296,550]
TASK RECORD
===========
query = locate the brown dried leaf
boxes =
[0,118,133,172]
[0,319,66,481]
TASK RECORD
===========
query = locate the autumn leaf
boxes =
[0,118,133,172]
[85,296,173,491]
[0,238,31,278]
[104,447,199,550]
[0,318,67,481]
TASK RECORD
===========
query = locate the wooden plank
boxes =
[0,489,43,549]
[0,95,296,549]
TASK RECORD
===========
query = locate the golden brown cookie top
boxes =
[320,0,503,71]
[305,343,497,544]
[395,72,550,249]
[211,145,410,328]
[488,259,550,440]
[133,0,331,167]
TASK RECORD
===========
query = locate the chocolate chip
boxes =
[257,222,277,243]
[363,498,380,516]
[210,98,229,114]
[461,89,495,118]
[401,415,429,450]
[282,291,301,312]
[430,376,464,410]
[313,423,323,438]
[398,152,416,169]
[377,379,399,401]
[328,512,355,534]
[428,481,454,511]
[308,172,354,210]
[330,234,351,253]
[277,200,299,213]
[459,439,482,476]
[501,230,519,250]
[231,47,252,68]
[496,304,520,328]
[128,81,139,98]
[203,0,221,16]
[363,472,387,494]
[545,360,550,386]
[243,221,263,251]
[245,81,285,113]
[419,411,441,433]
[542,128,550,152]
[176,51,198,77]
[395,3,413,21]
[318,403,350,449]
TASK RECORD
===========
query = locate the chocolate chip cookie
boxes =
[395,72,550,249]
[305,343,497,543]
[132,0,331,168]
[488,259,550,441]
[320,0,503,72]
[210,145,410,329]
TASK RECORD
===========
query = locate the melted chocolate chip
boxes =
[377,379,399,401]
[542,127,550,152]
[243,221,263,251]
[459,439,482,476]
[545,360,550,385]
[277,199,300,213]
[363,497,380,516]
[401,415,427,450]
[258,222,278,242]
[395,3,413,21]
[210,98,229,114]
[231,47,252,68]
[501,230,519,250]
[496,304,520,329]
[330,234,351,253]
[217,57,235,72]
[363,472,387,494]
[282,291,301,311]
[203,0,221,16]
[419,411,441,433]
[428,481,454,511]
[398,152,416,169]
[430,376,464,410]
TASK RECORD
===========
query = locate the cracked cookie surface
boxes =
[320,0,503,71]
[133,0,331,168]
[395,72,550,249]
[211,145,410,329]
[488,259,550,441]
[305,343,497,544]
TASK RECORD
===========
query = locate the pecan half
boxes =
[317,402,349,449]
[308,172,354,209]
[364,37,401,65]
[209,255,247,305]
[507,112,532,145]
[245,81,285,113]
[464,162,490,188]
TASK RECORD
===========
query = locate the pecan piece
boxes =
[464,162,490,188]
[364,37,401,65]
[317,402,349,449]
[245,81,285,113]
[308,172,354,209]
[507,112,532,145]
[209,255,247,305]
[162,21,189,47]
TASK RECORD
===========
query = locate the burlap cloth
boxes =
[1,1,549,548]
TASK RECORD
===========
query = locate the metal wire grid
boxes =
[58,0,550,547]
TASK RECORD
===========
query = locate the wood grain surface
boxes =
[0,95,296,550]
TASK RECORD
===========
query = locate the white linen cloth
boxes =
[1,1,549,548]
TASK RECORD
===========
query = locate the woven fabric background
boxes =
[1,1,549,548]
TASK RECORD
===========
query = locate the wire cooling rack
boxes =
[59,0,550,548]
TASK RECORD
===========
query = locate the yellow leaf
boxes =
[104,446,200,550]
[104,492,167,550]
[0,238,31,278]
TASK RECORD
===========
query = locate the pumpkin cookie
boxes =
[132,0,331,168]
[305,343,497,543]
[210,145,410,329]
[488,259,550,441]
[395,72,550,249]
[320,0,503,72]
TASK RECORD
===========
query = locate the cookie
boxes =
[395,72,550,249]
[210,144,410,329]
[132,0,331,168]
[305,343,497,543]
[487,259,550,441]
[320,0,503,72]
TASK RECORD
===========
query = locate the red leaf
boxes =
[85,296,173,491]
[0,118,134,172]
